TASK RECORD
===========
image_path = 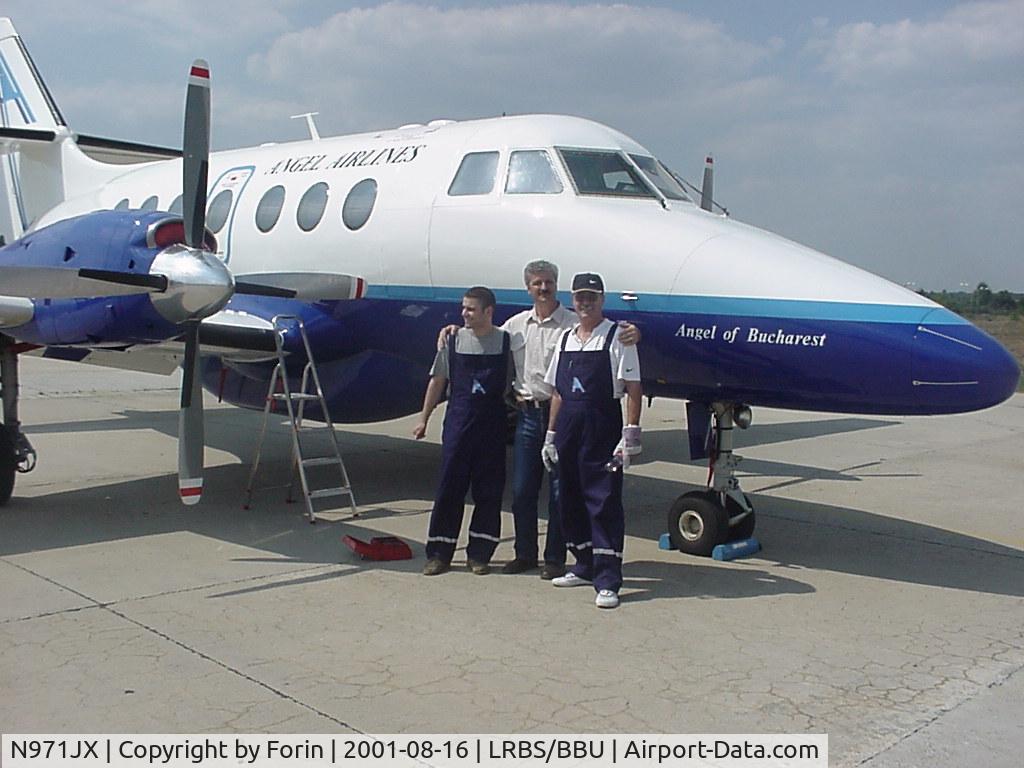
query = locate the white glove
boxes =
[541,430,559,472]
[612,425,642,470]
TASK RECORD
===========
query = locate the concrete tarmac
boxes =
[1,357,1022,766]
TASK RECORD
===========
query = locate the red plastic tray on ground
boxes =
[342,534,413,561]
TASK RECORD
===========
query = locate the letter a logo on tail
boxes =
[471,378,486,394]
[571,377,585,393]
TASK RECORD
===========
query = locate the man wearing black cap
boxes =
[541,273,643,609]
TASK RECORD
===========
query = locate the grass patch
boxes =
[970,314,1024,392]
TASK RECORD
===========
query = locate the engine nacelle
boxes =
[0,210,220,346]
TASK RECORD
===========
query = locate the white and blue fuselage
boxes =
[10,114,1020,421]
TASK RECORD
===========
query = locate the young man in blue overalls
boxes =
[414,286,512,576]
[541,273,643,608]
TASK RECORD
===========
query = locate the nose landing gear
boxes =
[1,335,38,506]
[667,403,755,556]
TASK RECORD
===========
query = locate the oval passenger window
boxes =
[297,182,329,232]
[342,179,377,231]
[255,186,286,233]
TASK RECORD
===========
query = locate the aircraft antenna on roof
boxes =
[290,112,321,141]
[700,155,714,212]
[668,156,728,216]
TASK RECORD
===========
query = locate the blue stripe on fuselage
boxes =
[367,285,965,326]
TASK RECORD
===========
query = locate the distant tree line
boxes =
[920,283,1022,317]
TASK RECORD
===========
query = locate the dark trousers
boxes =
[510,404,565,565]
[426,423,504,563]
[555,405,624,592]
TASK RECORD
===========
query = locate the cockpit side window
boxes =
[629,155,691,202]
[556,149,656,198]
[448,151,499,196]
[505,150,563,194]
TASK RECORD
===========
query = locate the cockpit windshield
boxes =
[557,149,657,199]
[628,155,692,202]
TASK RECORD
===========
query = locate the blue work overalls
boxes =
[425,330,510,564]
[554,324,624,592]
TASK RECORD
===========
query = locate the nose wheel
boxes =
[668,491,727,555]
[667,490,756,556]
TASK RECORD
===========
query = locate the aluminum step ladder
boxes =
[244,315,356,522]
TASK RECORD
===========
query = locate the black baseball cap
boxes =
[571,273,605,294]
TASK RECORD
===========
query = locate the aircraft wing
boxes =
[29,307,282,375]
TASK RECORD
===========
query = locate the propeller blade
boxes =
[233,272,367,301]
[78,268,168,292]
[0,266,164,298]
[182,60,211,249]
[233,281,297,299]
[178,321,204,505]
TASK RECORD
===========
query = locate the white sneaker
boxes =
[552,572,592,588]
[595,589,620,609]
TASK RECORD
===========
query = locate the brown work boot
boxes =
[501,558,537,574]
[422,558,450,576]
[467,559,491,575]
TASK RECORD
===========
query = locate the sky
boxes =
[4,1,1022,290]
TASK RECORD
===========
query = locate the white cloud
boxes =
[247,2,773,134]
[5,0,296,53]
[813,0,1024,83]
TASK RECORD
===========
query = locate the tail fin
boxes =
[0,18,66,132]
[1,17,125,240]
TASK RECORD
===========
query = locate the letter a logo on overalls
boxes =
[471,378,486,395]
[571,376,586,393]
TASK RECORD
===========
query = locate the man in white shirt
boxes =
[500,261,578,579]
[542,273,643,609]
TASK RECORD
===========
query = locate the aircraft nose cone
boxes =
[914,309,1020,413]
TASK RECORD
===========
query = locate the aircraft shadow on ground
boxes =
[620,559,815,603]
[641,416,901,462]
[7,409,1022,599]
[622,475,1024,598]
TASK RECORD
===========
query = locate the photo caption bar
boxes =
[2,734,827,767]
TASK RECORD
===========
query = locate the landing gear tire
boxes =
[725,494,756,541]
[0,426,15,506]
[667,491,729,556]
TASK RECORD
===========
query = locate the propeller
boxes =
[0,59,369,506]
[176,59,215,506]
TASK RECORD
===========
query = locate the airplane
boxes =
[0,18,1018,556]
